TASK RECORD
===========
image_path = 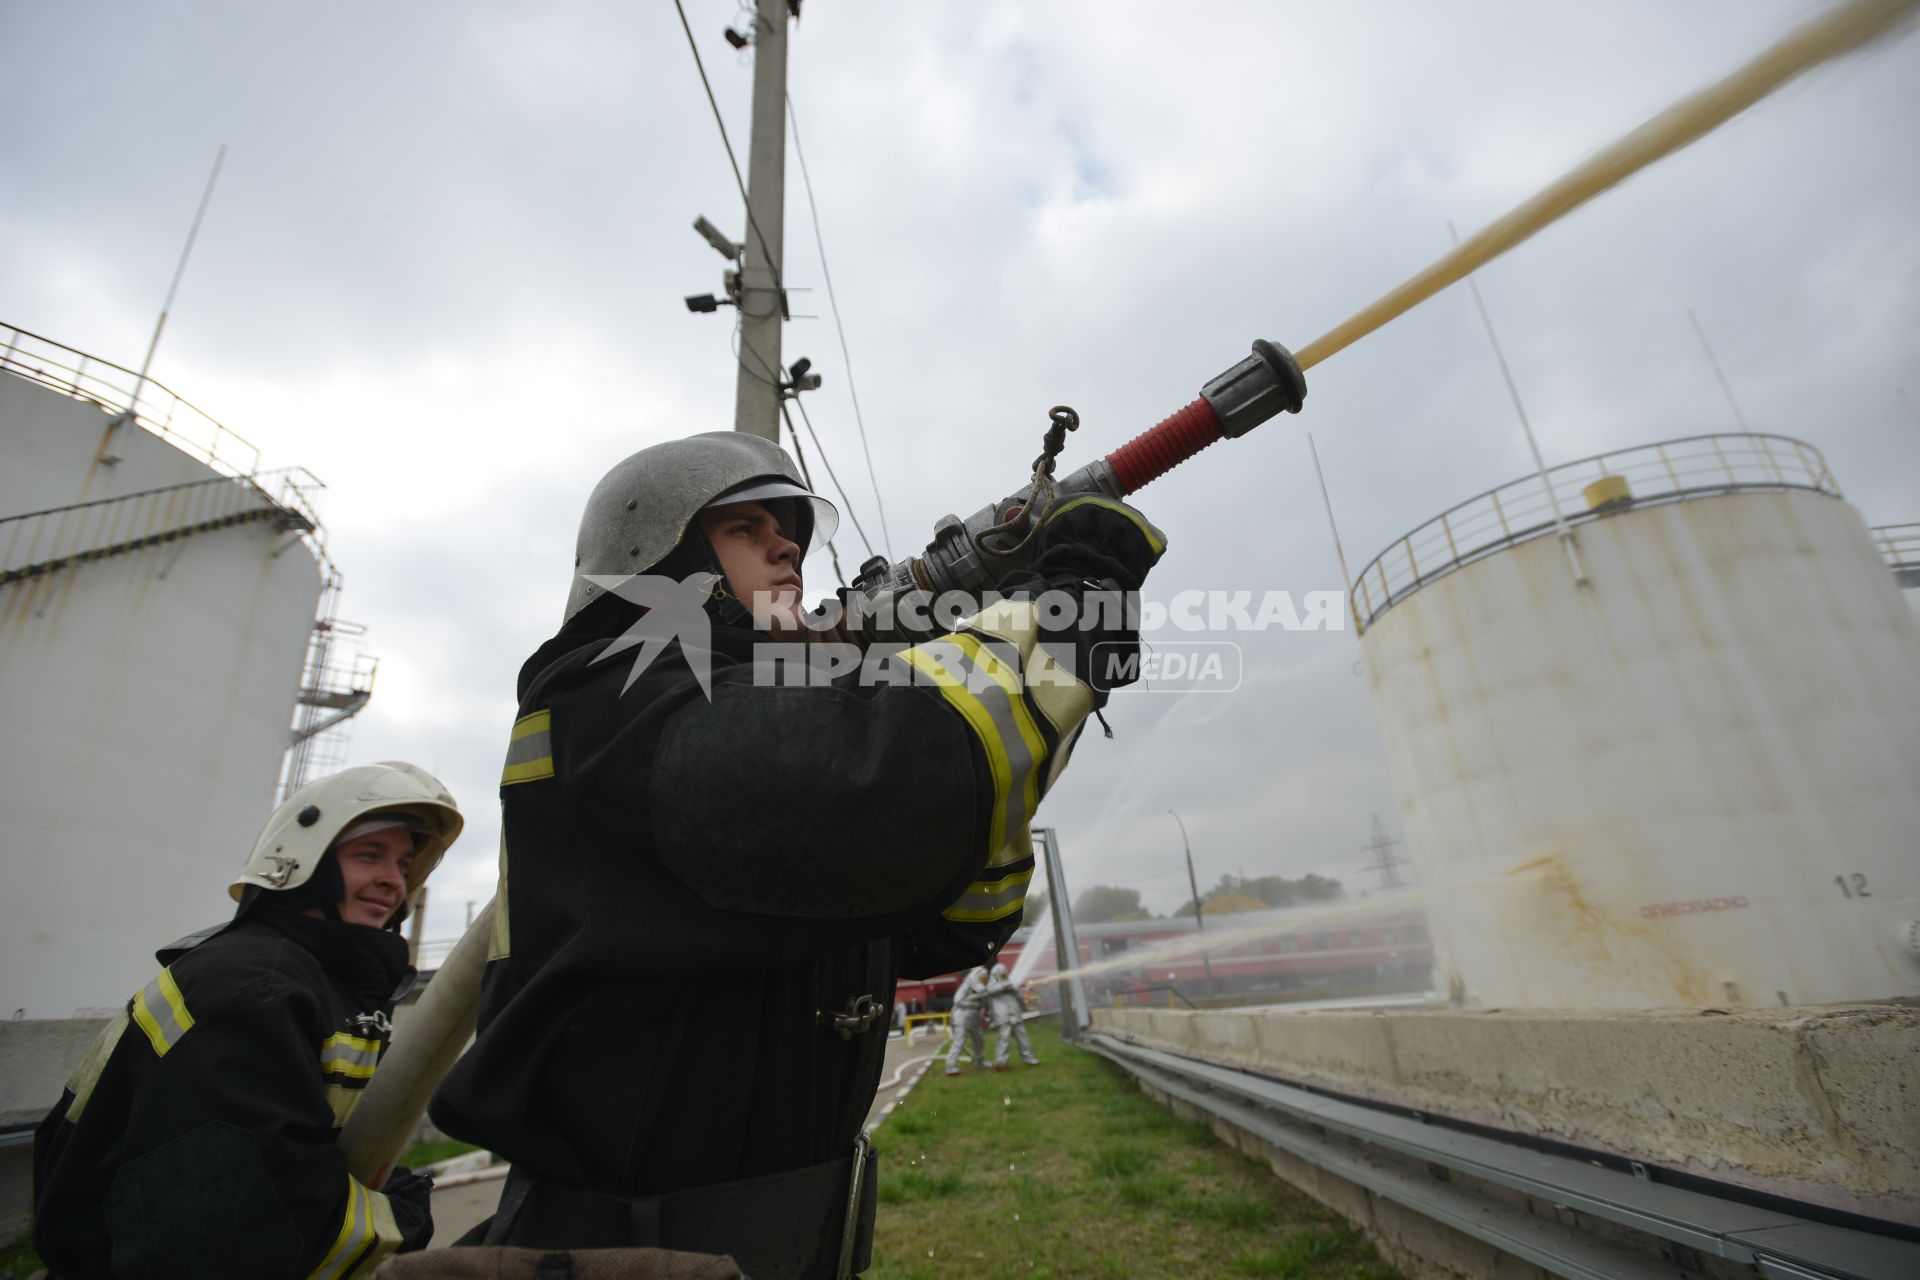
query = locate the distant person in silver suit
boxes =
[986,963,1039,1069]
[944,967,990,1075]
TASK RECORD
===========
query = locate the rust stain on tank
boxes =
[1511,853,1716,1006]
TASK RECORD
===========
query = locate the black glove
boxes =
[381,1164,436,1252]
[1028,496,1166,592]
[997,496,1166,695]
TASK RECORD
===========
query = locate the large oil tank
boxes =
[1,324,327,1017]
[1355,433,1920,1008]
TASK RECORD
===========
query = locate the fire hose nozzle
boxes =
[1104,339,1307,495]
[1203,338,1307,439]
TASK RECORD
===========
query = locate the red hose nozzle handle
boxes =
[1104,339,1306,495]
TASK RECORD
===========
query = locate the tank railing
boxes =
[1,321,264,482]
[0,468,323,585]
[1871,523,1920,588]
[1351,433,1838,631]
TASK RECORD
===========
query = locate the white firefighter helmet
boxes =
[231,762,463,908]
[991,963,1009,980]
[564,431,838,623]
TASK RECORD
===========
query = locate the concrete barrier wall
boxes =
[1092,1003,1919,1224]
[0,1018,110,1131]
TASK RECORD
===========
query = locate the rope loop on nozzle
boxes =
[982,405,1080,556]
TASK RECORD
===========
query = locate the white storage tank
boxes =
[1,324,327,1018]
[1355,433,1920,1008]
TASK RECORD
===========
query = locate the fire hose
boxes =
[339,901,493,1188]
[339,0,1918,1188]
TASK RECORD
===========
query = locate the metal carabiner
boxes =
[817,993,885,1040]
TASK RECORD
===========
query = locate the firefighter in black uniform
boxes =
[428,432,1164,1276]
[33,761,464,1278]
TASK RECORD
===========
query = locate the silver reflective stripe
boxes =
[943,638,1041,851]
[131,969,194,1058]
[503,728,550,769]
[944,866,1036,923]
[900,635,1045,859]
[319,1034,381,1080]
[960,877,1030,916]
[501,709,554,785]
[307,1177,373,1280]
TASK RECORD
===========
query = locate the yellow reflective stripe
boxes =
[949,632,1048,833]
[899,646,1013,854]
[969,866,1036,896]
[501,708,554,785]
[130,968,195,1058]
[66,1010,130,1122]
[319,1033,381,1080]
[324,1030,382,1054]
[357,1188,405,1276]
[964,599,1096,740]
[1044,495,1167,555]
[325,1082,366,1127]
[509,708,550,741]
[488,832,511,962]
[308,1177,372,1280]
[942,863,1036,923]
[156,969,194,1035]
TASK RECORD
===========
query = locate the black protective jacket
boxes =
[33,911,429,1278]
[430,590,1093,1208]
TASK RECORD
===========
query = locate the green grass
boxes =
[866,1020,1401,1280]
[0,1235,43,1279]
[400,1137,481,1168]
[1233,1226,1394,1278]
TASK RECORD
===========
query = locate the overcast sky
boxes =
[6,1,1917,938]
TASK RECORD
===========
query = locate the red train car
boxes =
[893,939,1027,1014]
[896,906,1432,1011]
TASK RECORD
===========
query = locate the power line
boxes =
[729,322,853,585]
[775,406,848,588]
[737,307,872,577]
[787,90,892,559]
[671,0,784,303]
[787,395,876,559]
[731,313,786,389]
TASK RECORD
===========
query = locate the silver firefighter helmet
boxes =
[565,431,838,623]
[231,762,464,908]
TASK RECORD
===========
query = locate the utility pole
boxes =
[733,0,789,440]
[407,886,427,968]
[1169,809,1215,998]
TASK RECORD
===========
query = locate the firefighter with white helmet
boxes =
[427,430,1165,1274]
[34,762,463,1278]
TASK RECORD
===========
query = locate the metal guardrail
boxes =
[0,470,320,584]
[2,321,264,480]
[1870,523,1920,588]
[1351,433,1840,631]
[1085,1032,1919,1280]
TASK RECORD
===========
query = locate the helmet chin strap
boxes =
[706,574,756,629]
[656,524,762,631]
